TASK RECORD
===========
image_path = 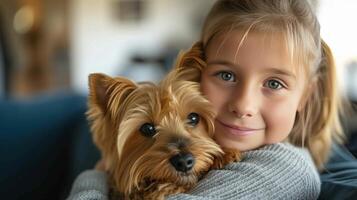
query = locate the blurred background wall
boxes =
[69,0,216,92]
[318,0,357,101]
[0,0,216,98]
[0,0,356,101]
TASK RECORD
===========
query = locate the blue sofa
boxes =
[0,92,100,200]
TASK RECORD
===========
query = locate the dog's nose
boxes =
[169,153,195,172]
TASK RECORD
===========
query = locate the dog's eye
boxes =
[139,123,157,137]
[187,113,200,126]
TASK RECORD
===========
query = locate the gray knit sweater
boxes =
[67,143,321,200]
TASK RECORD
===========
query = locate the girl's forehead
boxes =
[207,30,296,69]
[208,30,287,56]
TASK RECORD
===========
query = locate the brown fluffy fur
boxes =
[87,49,241,199]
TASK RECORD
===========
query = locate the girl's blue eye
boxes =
[217,71,235,82]
[265,80,283,90]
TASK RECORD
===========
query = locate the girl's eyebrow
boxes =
[263,68,296,80]
[207,60,296,80]
[207,60,233,67]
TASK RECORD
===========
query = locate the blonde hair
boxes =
[179,0,346,169]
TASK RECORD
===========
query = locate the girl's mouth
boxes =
[216,120,263,136]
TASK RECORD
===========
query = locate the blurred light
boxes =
[13,5,35,34]
[318,0,357,97]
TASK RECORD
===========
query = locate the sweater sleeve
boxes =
[167,143,321,200]
[66,170,109,200]
[66,143,320,200]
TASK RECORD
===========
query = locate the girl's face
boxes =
[201,30,307,151]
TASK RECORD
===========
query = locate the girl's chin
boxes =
[215,137,243,150]
[214,136,262,151]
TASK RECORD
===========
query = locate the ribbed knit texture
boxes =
[67,143,320,200]
[168,143,320,200]
[67,171,109,200]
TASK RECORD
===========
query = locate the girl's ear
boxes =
[88,73,137,115]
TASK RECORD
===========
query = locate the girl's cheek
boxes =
[263,99,299,142]
[202,80,233,115]
[205,86,225,111]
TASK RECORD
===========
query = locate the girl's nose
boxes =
[228,86,258,118]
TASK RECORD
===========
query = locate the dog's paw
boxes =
[222,147,242,163]
[211,147,242,169]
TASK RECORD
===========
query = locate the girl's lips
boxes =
[217,120,263,136]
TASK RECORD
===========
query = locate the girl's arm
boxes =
[67,143,320,200]
[168,143,321,200]
[66,170,109,200]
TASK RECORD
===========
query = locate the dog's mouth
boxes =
[144,168,205,187]
[145,172,200,187]
[175,173,199,185]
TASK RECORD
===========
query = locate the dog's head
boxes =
[87,72,223,194]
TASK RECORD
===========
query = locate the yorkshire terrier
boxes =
[87,42,241,199]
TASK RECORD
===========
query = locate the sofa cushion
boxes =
[0,92,97,200]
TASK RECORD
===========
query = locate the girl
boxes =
[67,0,345,199]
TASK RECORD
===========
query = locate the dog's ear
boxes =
[88,73,137,172]
[88,73,137,116]
[169,41,206,82]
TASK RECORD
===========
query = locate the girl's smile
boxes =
[216,119,264,137]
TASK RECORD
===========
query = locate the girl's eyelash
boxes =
[264,79,287,90]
